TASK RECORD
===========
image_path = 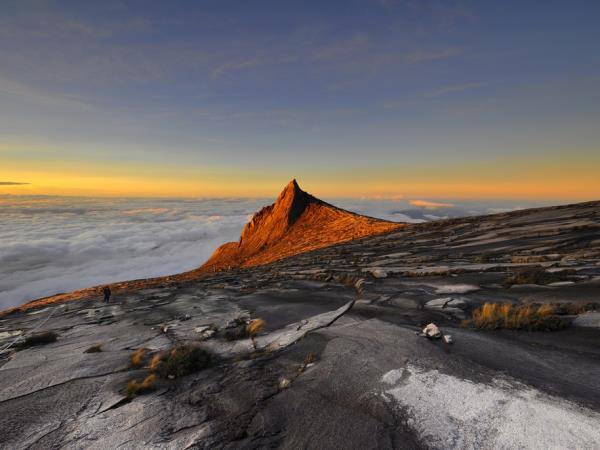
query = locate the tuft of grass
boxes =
[303,352,316,366]
[475,252,494,263]
[223,326,247,341]
[555,302,599,315]
[130,348,148,368]
[149,353,163,370]
[85,344,103,353]
[224,317,266,341]
[246,318,265,338]
[16,331,58,349]
[504,268,574,288]
[462,303,569,331]
[297,352,318,375]
[127,374,157,397]
[149,345,212,379]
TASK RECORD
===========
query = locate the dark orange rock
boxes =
[194,179,401,273]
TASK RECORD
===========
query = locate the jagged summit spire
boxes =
[274,179,315,226]
[276,179,302,203]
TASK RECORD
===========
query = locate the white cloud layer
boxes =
[0,196,266,309]
[0,195,529,309]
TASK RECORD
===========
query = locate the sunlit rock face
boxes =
[195,179,401,273]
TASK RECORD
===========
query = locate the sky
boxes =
[1,0,600,200]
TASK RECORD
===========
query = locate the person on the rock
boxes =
[102,286,111,303]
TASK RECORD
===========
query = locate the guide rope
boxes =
[0,305,59,354]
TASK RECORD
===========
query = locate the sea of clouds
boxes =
[0,195,533,309]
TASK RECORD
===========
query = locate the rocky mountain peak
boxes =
[273,179,317,227]
[239,179,316,246]
[196,179,401,273]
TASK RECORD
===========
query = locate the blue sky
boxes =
[1,0,599,198]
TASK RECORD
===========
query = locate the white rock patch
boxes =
[382,364,600,450]
[572,311,600,328]
[435,284,480,294]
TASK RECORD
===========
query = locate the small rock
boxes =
[199,329,215,340]
[278,378,291,390]
[371,269,388,279]
[443,335,453,344]
[422,323,442,339]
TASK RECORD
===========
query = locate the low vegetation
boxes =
[503,268,574,288]
[462,303,569,331]
[130,348,148,368]
[127,374,157,397]
[84,344,103,353]
[150,345,212,379]
[297,352,317,375]
[223,317,266,341]
[555,302,600,315]
[15,331,58,349]
[246,318,266,337]
[126,344,213,397]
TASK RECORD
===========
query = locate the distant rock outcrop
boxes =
[195,179,401,273]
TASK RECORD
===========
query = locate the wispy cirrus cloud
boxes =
[0,77,91,109]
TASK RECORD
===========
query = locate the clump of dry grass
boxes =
[125,344,213,397]
[149,345,212,379]
[296,352,318,375]
[130,348,148,368]
[555,302,600,315]
[15,331,58,349]
[303,352,316,366]
[462,303,568,331]
[84,344,103,353]
[504,268,574,288]
[224,317,266,341]
[246,318,265,337]
[127,374,157,397]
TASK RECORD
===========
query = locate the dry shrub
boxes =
[223,325,247,341]
[463,303,568,331]
[504,268,573,288]
[127,374,157,397]
[475,252,494,263]
[149,353,163,370]
[303,352,316,365]
[297,352,318,375]
[246,318,266,337]
[536,303,556,316]
[150,345,212,379]
[556,302,599,315]
[85,344,102,353]
[16,331,58,349]
[130,348,148,368]
[224,317,266,341]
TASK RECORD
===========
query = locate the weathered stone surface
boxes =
[1,198,600,449]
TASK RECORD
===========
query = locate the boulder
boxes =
[371,269,388,279]
[422,323,442,339]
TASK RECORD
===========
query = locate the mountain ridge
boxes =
[193,179,401,273]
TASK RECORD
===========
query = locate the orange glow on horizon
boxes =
[1,154,599,201]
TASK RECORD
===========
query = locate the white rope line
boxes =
[0,305,59,354]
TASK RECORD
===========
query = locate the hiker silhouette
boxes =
[103,286,111,303]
